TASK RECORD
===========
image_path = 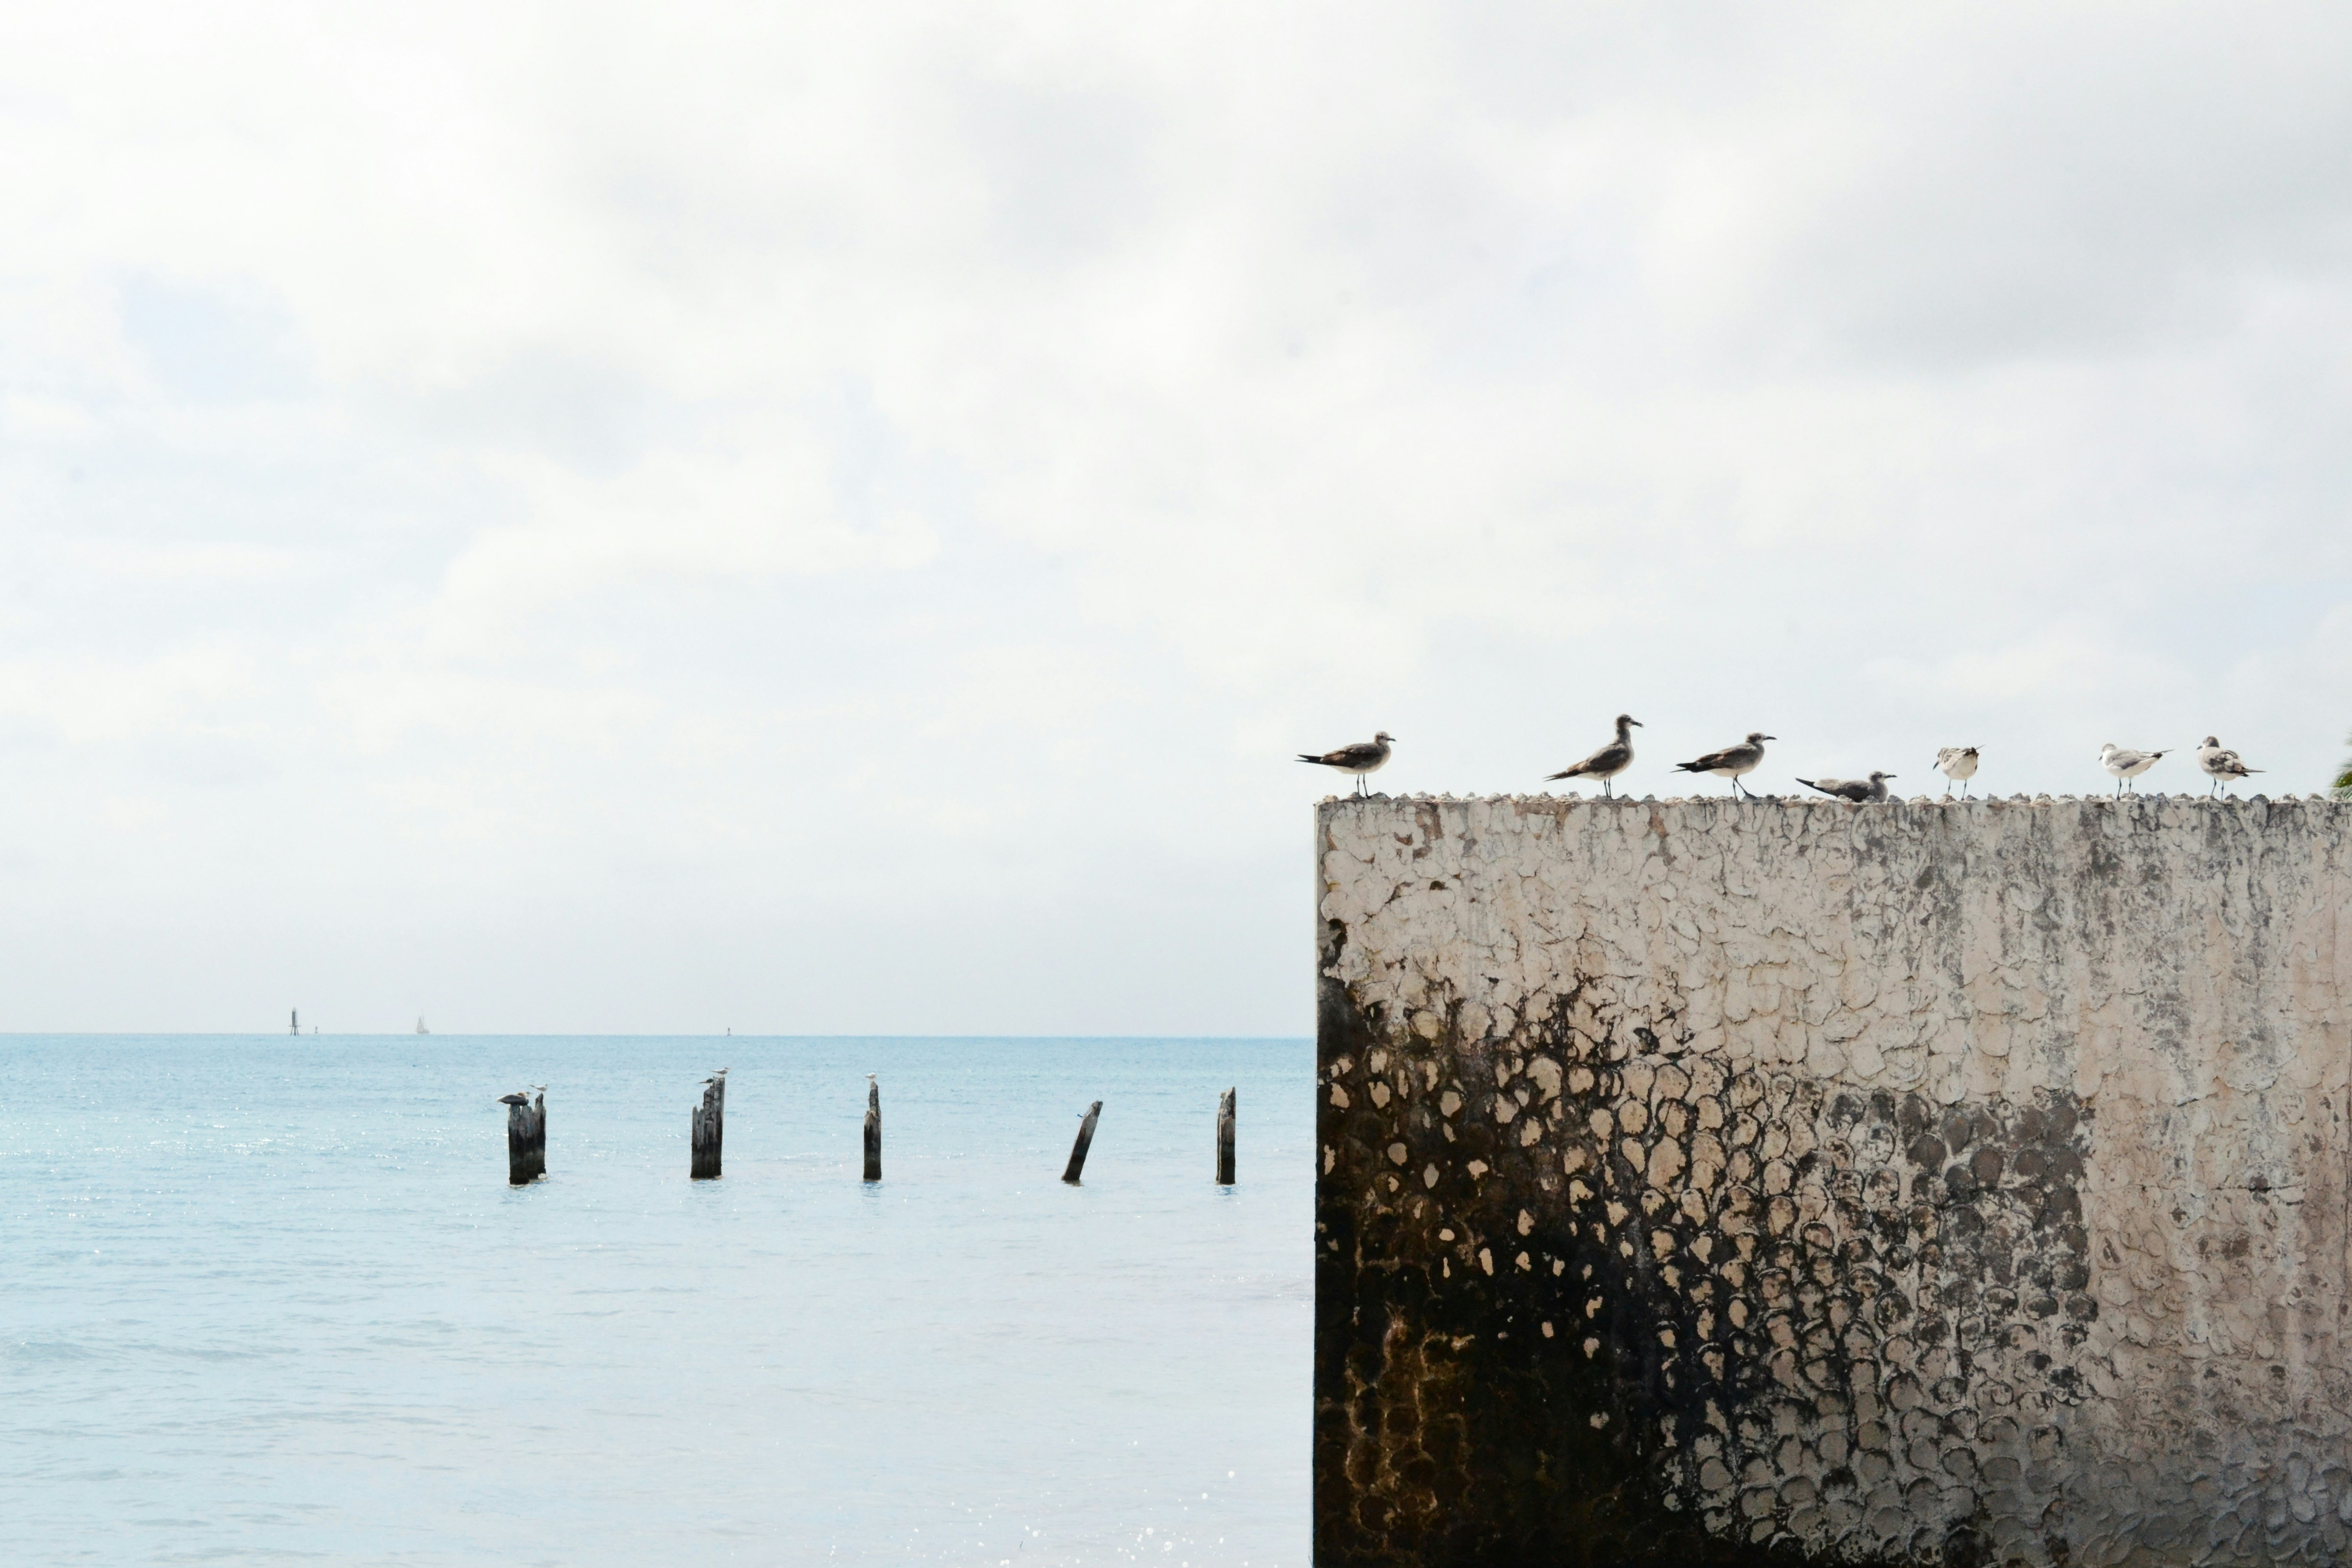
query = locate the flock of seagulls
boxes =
[1298,722,2273,800]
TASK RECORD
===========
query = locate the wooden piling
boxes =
[691,1073,725,1180]
[1216,1087,1235,1185]
[506,1091,545,1185]
[863,1079,881,1182]
[1062,1100,1102,1185]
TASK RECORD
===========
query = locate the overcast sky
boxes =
[3,3,2349,1035]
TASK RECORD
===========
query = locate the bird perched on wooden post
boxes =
[1797,772,1896,803]
[1673,733,1774,798]
[1934,747,1979,798]
[1298,732,1394,796]
[2195,737,2262,796]
[2100,744,2167,796]
[1546,715,1641,797]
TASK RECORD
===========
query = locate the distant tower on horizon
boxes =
[290,1009,299,1036]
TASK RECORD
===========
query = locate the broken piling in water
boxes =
[691,1073,725,1180]
[1062,1100,1102,1185]
[1216,1087,1235,1185]
[505,1091,545,1185]
[863,1077,882,1181]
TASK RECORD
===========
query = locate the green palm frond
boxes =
[2337,731,2352,799]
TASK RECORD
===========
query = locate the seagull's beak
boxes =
[1630,719,1644,727]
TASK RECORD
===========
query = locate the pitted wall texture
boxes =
[1314,794,2352,1567]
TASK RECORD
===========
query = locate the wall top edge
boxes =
[1313,792,2349,808]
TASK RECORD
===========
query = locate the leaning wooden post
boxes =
[1062,1100,1102,1185]
[505,1091,545,1185]
[691,1073,725,1180]
[863,1078,881,1182]
[1216,1087,1235,1185]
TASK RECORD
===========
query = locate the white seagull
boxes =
[1934,746,1980,798]
[1796,772,1896,803]
[1546,714,1641,798]
[1673,733,1775,798]
[1298,732,1395,796]
[2195,737,2262,796]
[2100,743,2167,796]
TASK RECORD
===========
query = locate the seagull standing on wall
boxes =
[2100,744,2167,796]
[2196,737,2262,796]
[1934,747,1980,798]
[1546,715,1641,797]
[1796,772,1896,803]
[1298,732,1395,797]
[1673,733,1774,798]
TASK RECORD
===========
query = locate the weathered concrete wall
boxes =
[1314,794,2352,1567]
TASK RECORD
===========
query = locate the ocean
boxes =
[1,1035,1312,1566]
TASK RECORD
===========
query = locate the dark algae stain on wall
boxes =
[1315,962,2091,1566]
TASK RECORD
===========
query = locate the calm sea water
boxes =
[2,1036,1311,1566]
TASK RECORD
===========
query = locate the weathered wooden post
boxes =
[502,1089,545,1184]
[690,1071,725,1180]
[1061,1100,1102,1185]
[1216,1087,1235,1185]
[863,1076,881,1182]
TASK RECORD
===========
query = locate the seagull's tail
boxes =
[1795,779,1821,792]
[1545,766,1583,781]
[1296,755,1324,765]
[1671,762,1701,773]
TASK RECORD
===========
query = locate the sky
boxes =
[3,2,2349,1035]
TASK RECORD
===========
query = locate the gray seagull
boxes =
[1546,715,1642,797]
[1797,772,1897,803]
[2195,737,2262,796]
[2099,743,2167,796]
[1673,733,1775,798]
[496,1091,529,1107]
[1934,746,1979,798]
[1298,732,1395,796]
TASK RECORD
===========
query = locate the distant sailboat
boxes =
[416,1016,430,1035]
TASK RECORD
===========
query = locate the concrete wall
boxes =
[1313,794,2352,1567]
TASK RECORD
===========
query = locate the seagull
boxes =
[1673,733,1775,798]
[2100,743,2167,796]
[496,1092,529,1107]
[1797,772,1897,803]
[1934,747,1980,798]
[1546,715,1642,797]
[2196,737,2263,796]
[1298,732,1395,796]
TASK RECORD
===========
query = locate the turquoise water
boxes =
[1,1036,1311,1565]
